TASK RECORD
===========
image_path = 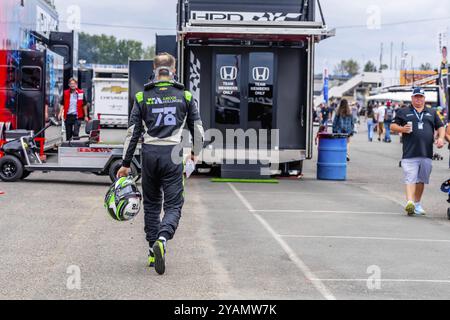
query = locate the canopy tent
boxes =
[368,91,438,104]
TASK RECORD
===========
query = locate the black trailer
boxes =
[78,66,94,110]
[0,31,78,153]
[48,31,79,90]
[156,35,178,60]
[128,60,154,117]
[177,0,334,177]
[0,49,64,151]
[128,36,178,112]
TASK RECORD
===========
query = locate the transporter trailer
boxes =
[176,0,334,178]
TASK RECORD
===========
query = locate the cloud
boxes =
[55,0,450,73]
[317,0,450,73]
[55,0,177,47]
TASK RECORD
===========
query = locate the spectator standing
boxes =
[384,101,394,143]
[320,104,332,127]
[351,102,359,133]
[373,102,379,136]
[59,78,89,141]
[332,99,355,161]
[376,102,387,141]
[390,88,445,216]
[366,104,376,142]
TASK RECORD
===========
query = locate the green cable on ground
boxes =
[211,178,279,184]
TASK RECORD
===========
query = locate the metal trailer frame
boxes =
[24,144,141,175]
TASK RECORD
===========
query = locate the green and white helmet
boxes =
[104,176,142,221]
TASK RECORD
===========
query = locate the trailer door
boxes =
[275,48,308,152]
[213,49,275,133]
[212,48,307,151]
[214,52,245,134]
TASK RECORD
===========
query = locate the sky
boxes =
[54,0,450,74]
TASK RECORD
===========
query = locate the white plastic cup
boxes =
[407,121,413,133]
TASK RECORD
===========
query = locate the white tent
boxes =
[368,91,438,103]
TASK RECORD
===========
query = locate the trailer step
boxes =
[221,163,271,180]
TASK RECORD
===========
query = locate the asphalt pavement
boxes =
[1,121,450,300]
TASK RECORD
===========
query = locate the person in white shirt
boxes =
[376,102,387,141]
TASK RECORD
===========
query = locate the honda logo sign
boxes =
[220,66,238,81]
[252,67,270,81]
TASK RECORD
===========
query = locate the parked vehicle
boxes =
[91,67,129,127]
[0,118,141,183]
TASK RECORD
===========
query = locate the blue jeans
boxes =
[384,121,392,141]
[367,119,374,141]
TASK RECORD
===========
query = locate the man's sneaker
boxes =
[405,201,415,216]
[414,203,427,216]
[148,250,155,268]
[152,240,166,275]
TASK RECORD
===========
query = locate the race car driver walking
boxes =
[117,53,204,275]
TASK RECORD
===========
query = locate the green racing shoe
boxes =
[152,240,166,275]
[148,250,155,268]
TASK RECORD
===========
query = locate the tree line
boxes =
[78,32,155,65]
[333,59,435,77]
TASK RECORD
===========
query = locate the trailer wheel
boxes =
[108,159,140,183]
[0,155,24,182]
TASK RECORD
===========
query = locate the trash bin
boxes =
[317,133,348,181]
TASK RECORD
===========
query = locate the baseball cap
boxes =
[412,87,425,97]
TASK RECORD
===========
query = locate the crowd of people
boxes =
[315,98,448,149]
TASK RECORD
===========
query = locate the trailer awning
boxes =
[179,20,335,42]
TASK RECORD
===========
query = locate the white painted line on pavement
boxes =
[239,191,370,197]
[310,278,450,284]
[228,183,337,301]
[252,209,402,216]
[279,235,450,243]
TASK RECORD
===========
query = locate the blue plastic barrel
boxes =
[317,134,348,181]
